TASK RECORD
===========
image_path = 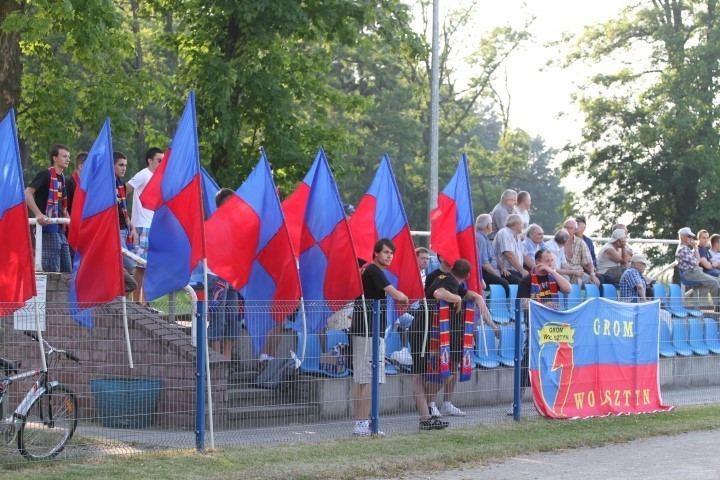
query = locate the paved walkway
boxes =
[382,428,720,479]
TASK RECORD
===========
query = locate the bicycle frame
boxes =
[0,368,60,446]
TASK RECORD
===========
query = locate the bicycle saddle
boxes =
[0,358,20,375]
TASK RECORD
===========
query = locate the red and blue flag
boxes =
[0,109,37,315]
[430,153,481,293]
[68,119,124,327]
[206,152,301,354]
[350,155,424,302]
[282,148,363,334]
[201,166,220,219]
[140,91,206,301]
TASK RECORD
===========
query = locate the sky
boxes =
[438,0,629,149]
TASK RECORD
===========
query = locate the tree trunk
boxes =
[0,1,22,115]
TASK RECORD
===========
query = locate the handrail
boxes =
[411,229,680,246]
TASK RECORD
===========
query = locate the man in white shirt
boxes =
[126,147,164,303]
[513,191,531,232]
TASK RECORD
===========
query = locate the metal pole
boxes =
[195,288,206,451]
[370,300,381,436]
[203,259,215,450]
[428,0,440,228]
[512,298,522,421]
[122,296,134,368]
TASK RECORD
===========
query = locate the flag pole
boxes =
[361,294,369,357]
[33,292,47,371]
[203,258,215,450]
[299,296,308,362]
[122,296,134,368]
[421,297,429,358]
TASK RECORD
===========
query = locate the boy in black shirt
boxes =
[351,238,408,436]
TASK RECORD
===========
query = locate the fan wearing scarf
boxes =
[113,152,139,275]
[25,144,73,272]
[515,248,572,401]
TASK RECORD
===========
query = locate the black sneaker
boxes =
[420,418,449,430]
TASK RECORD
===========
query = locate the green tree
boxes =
[562,0,720,250]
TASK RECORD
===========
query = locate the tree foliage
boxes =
[563,0,720,247]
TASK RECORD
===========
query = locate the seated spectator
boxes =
[696,229,720,277]
[709,234,720,267]
[544,229,585,283]
[523,224,545,267]
[562,218,601,286]
[575,215,596,268]
[514,191,531,232]
[675,227,720,312]
[597,229,630,283]
[489,189,517,240]
[475,213,510,297]
[494,214,532,284]
[619,254,672,327]
[612,222,634,262]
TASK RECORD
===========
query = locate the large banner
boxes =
[529,298,673,418]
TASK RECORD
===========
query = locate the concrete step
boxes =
[226,404,320,428]
[228,386,294,407]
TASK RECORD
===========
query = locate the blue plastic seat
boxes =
[497,323,525,367]
[326,330,349,351]
[667,284,702,317]
[472,324,500,368]
[508,284,519,305]
[382,328,401,375]
[297,332,349,377]
[704,318,720,354]
[659,320,676,357]
[653,283,667,301]
[602,283,618,300]
[688,318,709,355]
[584,283,600,300]
[566,284,582,310]
[488,284,513,323]
[557,291,567,311]
[671,319,693,356]
[678,269,701,287]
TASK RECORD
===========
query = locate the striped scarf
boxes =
[460,301,474,382]
[426,303,451,383]
[46,168,68,230]
[116,177,131,237]
[208,278,230,312]
[529,267,559,303]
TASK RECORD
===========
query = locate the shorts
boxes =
[207,276,242,341]
[351,336,385,384]
[119,230,136,270]
[133,227,150,267]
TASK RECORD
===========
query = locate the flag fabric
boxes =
[140,91,206,301]
[0,109,37,315]
[68,119,124,327]
[282,147,363,334]
[430,153,481,293]
[201,167,221,219]
[529,298,673,418]
[349,155,424,316]
[206,152,301,354]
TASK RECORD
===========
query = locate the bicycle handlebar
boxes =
[23,331,81,365]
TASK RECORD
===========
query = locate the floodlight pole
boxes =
[428,0,440,230]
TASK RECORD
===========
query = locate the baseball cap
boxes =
[610,229,626,241]
[631,254,649,265]
[678,227,696,238]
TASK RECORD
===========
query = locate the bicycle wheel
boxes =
[18,384,78,460]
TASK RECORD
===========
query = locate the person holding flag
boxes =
[25,144,73,272]
[126,147,164,303]
[350,238,409,437]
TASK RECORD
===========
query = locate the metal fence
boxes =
[2,280,720,466]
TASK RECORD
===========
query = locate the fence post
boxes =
[512,298,522,421]
[370,300,381,436]
[195,299,206,451]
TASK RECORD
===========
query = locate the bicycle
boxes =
[0,332,80,461]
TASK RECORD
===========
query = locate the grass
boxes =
[3,404,720,479]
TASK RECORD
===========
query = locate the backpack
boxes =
[255,357,298,390]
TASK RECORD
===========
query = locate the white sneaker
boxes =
[441,402,466,416]
[429,402,442,418]
[390,347,412,366]
[353,420,385,437]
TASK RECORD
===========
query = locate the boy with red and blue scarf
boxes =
[26,144,73,272]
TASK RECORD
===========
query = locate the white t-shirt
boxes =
[128,168,154,228]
